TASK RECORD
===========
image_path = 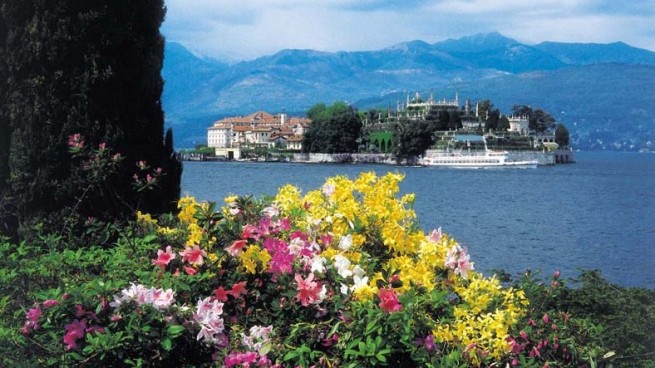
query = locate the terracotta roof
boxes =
[210,111,310,130]
[287,135,304,142]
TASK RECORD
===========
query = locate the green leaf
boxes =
[259,342,271,355]
[161,338,172,351]
[376,353,388,362]
[283,351,298,361]
[166,324,185,337]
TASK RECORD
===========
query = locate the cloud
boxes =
[161,0,655,60]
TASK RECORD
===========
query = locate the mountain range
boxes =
[162,32,655,151]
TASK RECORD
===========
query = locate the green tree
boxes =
[448,110,463,130]
[485,109,500,131]
[392,118,434,161]
[306,103,328,121]
[497,115,510,131]
[302,102,362,153]
[0,0,181,236]
[512,105,556,132]
[555,124,570,147]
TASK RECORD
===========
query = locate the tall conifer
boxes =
[0,0,181,235]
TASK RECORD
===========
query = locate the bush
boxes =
[1,172,650,367]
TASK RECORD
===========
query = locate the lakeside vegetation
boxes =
[1,166,654,367]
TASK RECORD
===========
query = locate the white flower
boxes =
[338,234,353,251]
[333,254,353,278]
[262,205,279,218]
[322,183,335,197]
[310,256,327,274]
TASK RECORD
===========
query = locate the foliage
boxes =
[555,124,570,147]
[514,270,655,368]
[2,169,640,367]
[302,102,362,153]
[497,115,510,131]
[0,0,181,238]
[512,105,556,133]
[392,118,435,162]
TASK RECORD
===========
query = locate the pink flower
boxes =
[98,142,107,151]
[43,299,59,308]
[226,239,247,256]
[264,238,293,275]
[378,287,402,313]
[428,227,442,242]
[152,245,176,269]
[26,306,42,324]
[214,287,229,302]
[63,319,87,351]
[444,244,475,279]
[184,266,198,275]
[543,313,550,324]
[67,134,85,149]
[294,273,324,307]
[241,224,261,240]
[228,281,248,299]
[194,297,225,344]
[136,160,148,170]
[180,245,207,266]
[150,288,175,310]
[21,305,42,333]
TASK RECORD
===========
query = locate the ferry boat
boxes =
[419,134,538,169]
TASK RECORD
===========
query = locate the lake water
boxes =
[181,152,655,288]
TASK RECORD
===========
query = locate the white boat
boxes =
[419,134,538,169]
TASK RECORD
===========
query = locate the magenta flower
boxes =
[21,305,43,333]
[152,245,176,269]
[264,238,293,275]
[43,299,59,308]
[378,287,402,313]
[180,245,207,266]
[63,319,87,351]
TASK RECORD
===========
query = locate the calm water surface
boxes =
[181,152,655,288]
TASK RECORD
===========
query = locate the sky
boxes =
[161,0,655,62]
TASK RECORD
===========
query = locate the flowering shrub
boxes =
[1,172,620,367]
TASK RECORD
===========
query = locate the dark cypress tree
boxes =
[0,0,181,236]
[0,8,8,194]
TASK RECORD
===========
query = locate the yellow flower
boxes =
[240,246,271,274]
[186,222,203,246]
[177,195,199,224]
[136,210,157,226]
[157,226,177,236]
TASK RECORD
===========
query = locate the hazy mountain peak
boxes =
[434,32,519,52]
